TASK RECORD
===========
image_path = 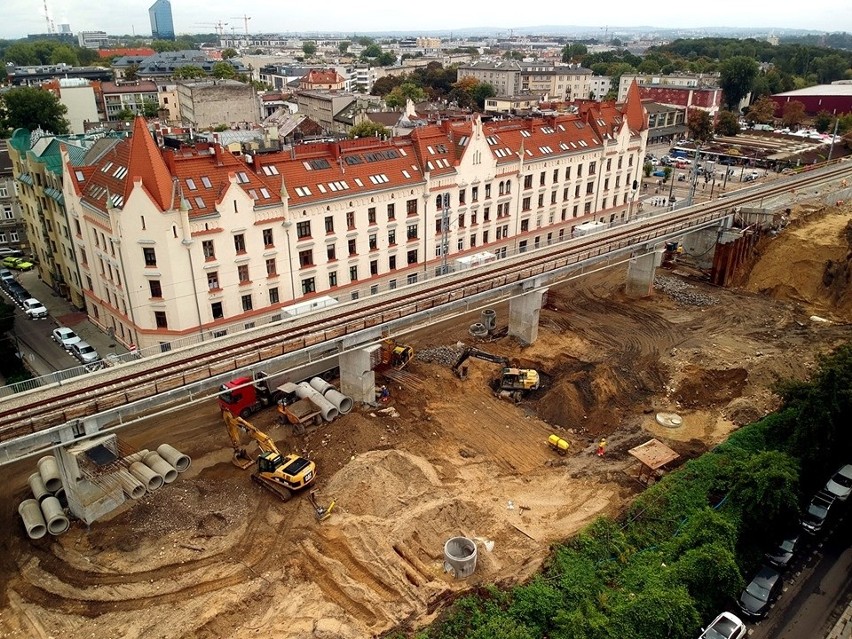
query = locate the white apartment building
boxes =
[61,85,647,349]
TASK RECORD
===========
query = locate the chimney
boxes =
[214,143,224,167]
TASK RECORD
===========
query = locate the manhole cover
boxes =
[656,412,683,428]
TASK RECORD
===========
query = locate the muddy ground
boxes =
[1,203,851,639]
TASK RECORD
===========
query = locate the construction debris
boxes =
[654,275,719,306]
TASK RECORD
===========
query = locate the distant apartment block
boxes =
[77,31,110,49]
[177,80,261,128]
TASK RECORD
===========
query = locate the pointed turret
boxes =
[622,80,647,132]
[125,116,174,211]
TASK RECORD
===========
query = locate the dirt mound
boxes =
[724,397,765,426]
[539,355,666,434]
[324,450,441,517]
[674,366,748,408]
[743,205,852,320]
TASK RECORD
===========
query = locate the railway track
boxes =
[2,161,849,442]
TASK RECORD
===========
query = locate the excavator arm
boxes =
[452,347,511,376]
[222,410,282,468]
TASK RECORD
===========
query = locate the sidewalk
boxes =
[14,270,127,361]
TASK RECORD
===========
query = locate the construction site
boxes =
[1,198,852,639]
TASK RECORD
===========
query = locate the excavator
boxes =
[380,339,414,370]
[451,347,540,402]
[222,410,316,502]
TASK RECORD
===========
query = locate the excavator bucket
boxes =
[232,449,254,470]
[309,490,335,522]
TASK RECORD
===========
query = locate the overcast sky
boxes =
[2,0,849,40]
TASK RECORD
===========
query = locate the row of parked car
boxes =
[51,326,101,365]
[1,268,48,319]
[699,462,851,638]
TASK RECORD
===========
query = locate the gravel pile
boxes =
[654,276,719,306]
[415,344,465,366]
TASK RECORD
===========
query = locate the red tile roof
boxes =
[301,69,345,86]
[622,80,648,133]
[256,137,425,206]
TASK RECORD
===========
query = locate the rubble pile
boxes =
[414,344,464,366]
[654,276,718,307]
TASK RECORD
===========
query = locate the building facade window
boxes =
[266,258,277,276]
[143,247,156,266]
[149,280,162,298]
[241,294,253,311]
[296,221,311,238]
[154,311,167,328]
[269,287,279,304]
[207,271,219,290]
[202,240,215,259]
[298,249,313,267]
[262,228,273,247]
[325,216,334,233]
[211,302,223,319]
[238,264,249,282]
[234,234,246,253]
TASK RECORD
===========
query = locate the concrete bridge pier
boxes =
[54,428,126,525]
[625,250,662,298]
[508,284,548,345]
[340,344,381,405]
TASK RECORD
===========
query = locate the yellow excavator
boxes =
[451,347,540,402]
[222,410,316,502]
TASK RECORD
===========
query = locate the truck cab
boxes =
[219,374,279,418]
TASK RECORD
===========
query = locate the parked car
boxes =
[802,490,835,534]
[7,283,30,305]
[652,169,667,177]
[765,531,800,569]
[52,327,82,350]
[698,611,747,639]
[70,341,100,365]
[22,298,48,319]
[0,268,14,287]
[738,565,783,619]
[2,256,34,271]
[824,464,852,502]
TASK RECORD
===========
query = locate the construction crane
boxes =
[194,21,228,37]
[42,0,55,33]
[230,14,251,35]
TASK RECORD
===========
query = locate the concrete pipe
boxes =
[18,499,47,540]
[156,444,191,472]
[443,536,478,579]
[308,376,335,396]
[28,472,50,502]
[129,461,164,491]
[143,452,178,484]
[122,449,150,465]
[324,389,353,415]
[295,383,339,422]
[40,496,70,535]
[115,469,146,499]
[481,309,497,331]
[37,456,63,493]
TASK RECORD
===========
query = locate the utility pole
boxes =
[827,117,840,162]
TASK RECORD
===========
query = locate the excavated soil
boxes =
[1,204,852,639]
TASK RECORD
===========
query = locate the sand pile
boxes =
[744,205,852,320]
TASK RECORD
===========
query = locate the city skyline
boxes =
[1,0,848,40]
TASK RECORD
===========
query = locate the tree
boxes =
[561,42,587,63]
[687,109,713,142]
[719,56,759,110]
[143,98,160,118]
[114,108,136,121]
[715,110,740,136]
[0,87,69,134]
[49,44,78,65]
[361,44,382,59]
[211,61,236,79]
[371,75,404,96]
[375,52,397,67]
[302,41,317,57]
[503,51,524,61]
[124,64,140,81]
[814,110,834,133]
[385,82,426,109]
[356,36,374,47]
[348,121,389,138]
[173,65,206,80]
[746,95,777,123]
[473,82,496,109]
[338,41,350,54]
[781,100,806,128]
[221,48,238,60]
[730,450,800,537]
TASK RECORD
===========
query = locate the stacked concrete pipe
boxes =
[443,536,478,579]
[28,472,50,502]
[123,449,150,465]
[295,382,339,422]
[156,444,191,472]
[129,461,163,491]
[143,451,178,484]
[308,377,353,415]
[115,469,146,499]
[37,456,62,493]
[40,496,70,535]
[19,499,47,540]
